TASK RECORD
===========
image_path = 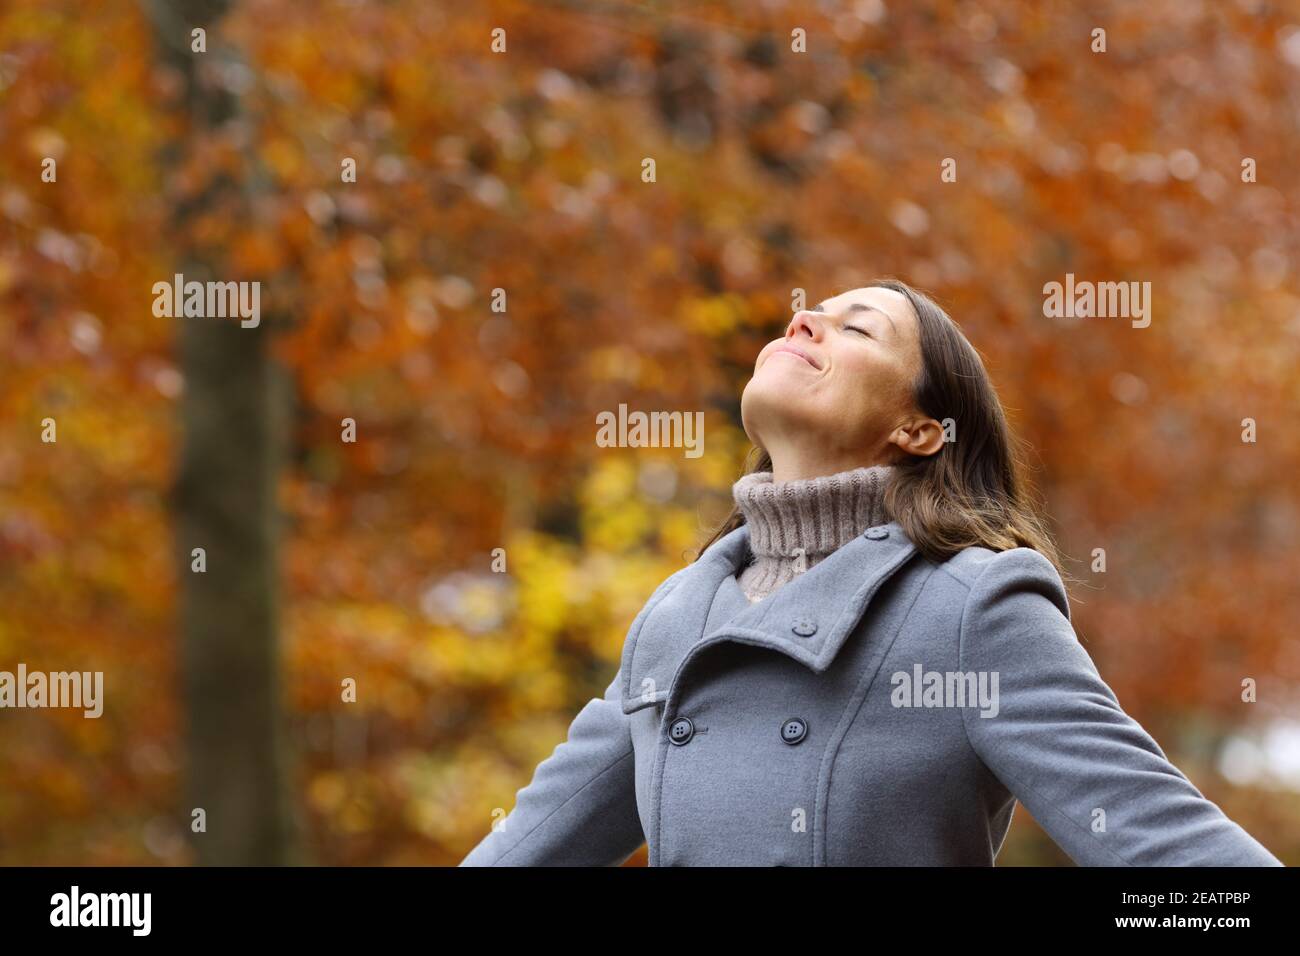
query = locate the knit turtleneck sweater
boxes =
[731,464,896,603]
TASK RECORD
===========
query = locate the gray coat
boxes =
[459,520,1283,866]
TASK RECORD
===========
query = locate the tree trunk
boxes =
[143,0,298,866]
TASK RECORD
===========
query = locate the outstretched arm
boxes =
[458,667,644,866]
[959,547,1282,867]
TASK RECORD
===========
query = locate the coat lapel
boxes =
[620,520,919,714]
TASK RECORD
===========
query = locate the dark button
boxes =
[668,716,695,745]
[864,526,889,540]
[780,717,808,745]
[791,618,818,637]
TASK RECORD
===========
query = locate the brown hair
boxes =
[696,278,1075,593]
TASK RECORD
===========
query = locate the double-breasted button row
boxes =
[667,715,809,746]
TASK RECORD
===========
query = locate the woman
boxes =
[459,279,1283,867]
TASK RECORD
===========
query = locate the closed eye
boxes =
[845,325,872,337]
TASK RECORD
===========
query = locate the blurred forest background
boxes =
[2,0,1299,865]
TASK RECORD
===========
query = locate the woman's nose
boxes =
[786,310,823,339]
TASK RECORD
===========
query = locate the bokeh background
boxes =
[2,0,1299,865]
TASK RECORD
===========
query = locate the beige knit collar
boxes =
[731,463,896,601]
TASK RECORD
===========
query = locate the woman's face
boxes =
[741,286,929,469]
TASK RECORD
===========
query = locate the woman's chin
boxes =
[744,369,804,403]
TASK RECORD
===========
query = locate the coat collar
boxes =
[619,519,919,714]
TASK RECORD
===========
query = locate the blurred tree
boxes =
[142,0,297,865]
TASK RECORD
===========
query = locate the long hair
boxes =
[695,278,1075,592]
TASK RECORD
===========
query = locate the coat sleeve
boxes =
[457,665,644,866]
[958,546,1283,867]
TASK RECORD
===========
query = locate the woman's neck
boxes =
[764,443,899,483]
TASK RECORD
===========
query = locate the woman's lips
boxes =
[769,345,820,369]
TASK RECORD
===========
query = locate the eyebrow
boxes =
[812,301,899,337]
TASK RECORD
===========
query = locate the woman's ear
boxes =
[889,417,946,458]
